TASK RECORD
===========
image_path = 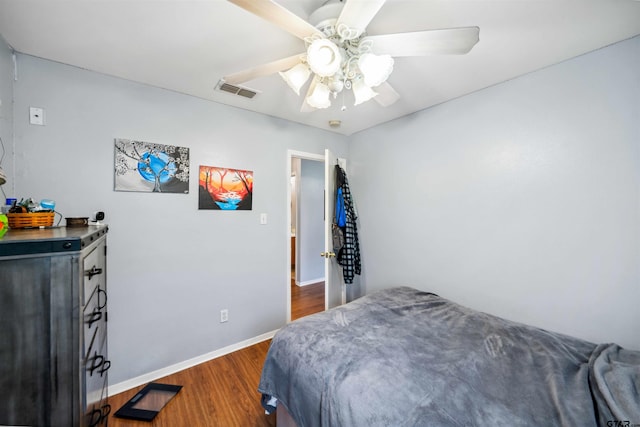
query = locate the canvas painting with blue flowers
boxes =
[114,139,189,193]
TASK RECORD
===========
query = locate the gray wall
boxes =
[10,54,348,385]
[0,34,12,196]
[350,36,640,350]
[4,32,639,395]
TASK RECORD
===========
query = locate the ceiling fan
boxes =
[222,0,479,111]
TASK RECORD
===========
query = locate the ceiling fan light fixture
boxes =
[327,74,345,93]
[227,0,482,113]
[307,39,342,77]
[352,79,378,106]
[358,53,394,87]
[279,63,311,95]
[306,81,332,109]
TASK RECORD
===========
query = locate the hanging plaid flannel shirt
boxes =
[335,165,361,284]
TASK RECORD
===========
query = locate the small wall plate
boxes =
[114,382,183,421]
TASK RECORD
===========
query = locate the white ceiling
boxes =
[0,0,639,136]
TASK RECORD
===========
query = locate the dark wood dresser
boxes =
[0,225,110,426]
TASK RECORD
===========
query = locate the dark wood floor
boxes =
[108,274,324,426]
[108,340,275,427]
[290,271,325,321]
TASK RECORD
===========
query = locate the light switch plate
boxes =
[29,107,44,125]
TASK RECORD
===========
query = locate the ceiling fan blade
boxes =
[223,53,304,85]
[228,0,319,40]
[363,27,480,57]
[373,82,400,107]
[300,100,316,112]
[336,0,386,38]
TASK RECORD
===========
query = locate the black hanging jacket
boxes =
[335,165,361,284]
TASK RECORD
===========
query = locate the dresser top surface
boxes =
[0,225,108,257]
[2,225,108,242]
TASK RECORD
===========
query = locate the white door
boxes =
[323,149,345,309]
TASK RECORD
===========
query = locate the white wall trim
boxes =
[108,329,278,397]
[295,277,324,287]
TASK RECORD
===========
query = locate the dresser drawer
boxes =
[82,244,105,306]
[80,238,108,427]
[84,376,109,427]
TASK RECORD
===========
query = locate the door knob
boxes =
[320,252,336,258]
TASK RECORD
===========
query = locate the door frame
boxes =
[286,150,325,323]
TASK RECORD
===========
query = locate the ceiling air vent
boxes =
[216,80,258,99]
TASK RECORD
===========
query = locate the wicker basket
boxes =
[7,212,55,228]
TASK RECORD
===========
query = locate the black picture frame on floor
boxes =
[114,382,183,421]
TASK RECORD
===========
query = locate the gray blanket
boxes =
[258,287,640,426]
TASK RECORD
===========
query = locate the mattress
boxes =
[258,286,640,426]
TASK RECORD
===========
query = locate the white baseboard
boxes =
[295,277,324,287]
[108,329,278,397]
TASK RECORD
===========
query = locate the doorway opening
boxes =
[287,151,326,322]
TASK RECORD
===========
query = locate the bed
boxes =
[258,286,640,426]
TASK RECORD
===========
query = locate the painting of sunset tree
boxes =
[198,165,253,210]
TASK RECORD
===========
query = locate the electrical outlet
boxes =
[220,309,229,323]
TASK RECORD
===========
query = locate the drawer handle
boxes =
[87,404,111,427]
[98,359,111,377]
[101,404,111,422]
[86,266,103,280]
[85,308,102,328]
[97,289,107,310]
[88,408,102,427]
[87,353,111,377]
